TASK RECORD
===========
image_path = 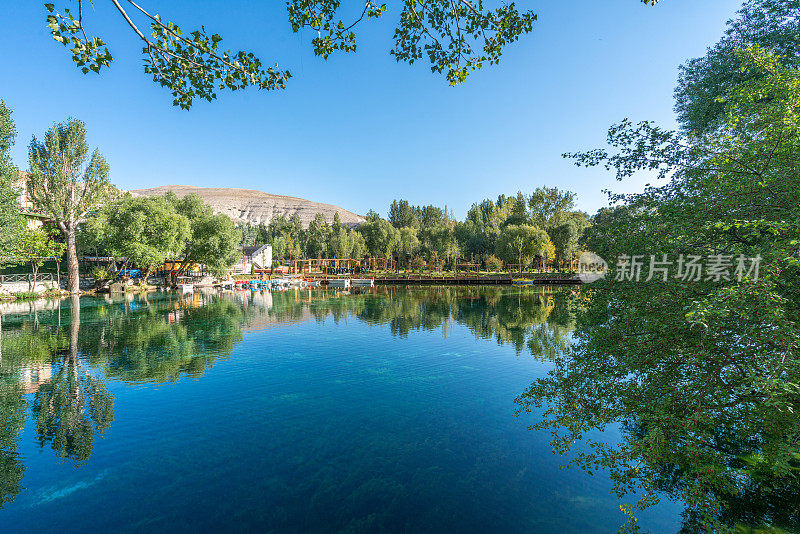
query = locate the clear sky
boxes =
[2,0,741,219]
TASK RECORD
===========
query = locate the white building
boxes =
[234,244,273,274]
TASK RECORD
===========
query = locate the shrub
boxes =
[485,255,503,272]
[92,266,113,281]
[13,291,39,300]
[410,255,425,270]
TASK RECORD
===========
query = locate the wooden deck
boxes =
[370,273,581,286]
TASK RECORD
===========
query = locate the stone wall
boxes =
[0,280,59,296]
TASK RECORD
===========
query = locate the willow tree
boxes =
[28,118,112,294]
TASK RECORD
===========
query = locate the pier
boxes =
[368,273,581,286]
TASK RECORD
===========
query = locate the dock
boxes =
[369,273,581,286]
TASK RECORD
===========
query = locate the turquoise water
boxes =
[0,288,681,532]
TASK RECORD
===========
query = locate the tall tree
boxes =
[358,216,400,258]
[527,186,576,229]
[28,118,112,294]
[548,214,589,264]
[501,192,530,228]
[422,224,459,266]
[398,226,420,264]
[388,200,419,229]
[305,213,331,258]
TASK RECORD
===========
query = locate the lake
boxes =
[0,287,681,532]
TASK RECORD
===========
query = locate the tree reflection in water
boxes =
[0,287,572,510]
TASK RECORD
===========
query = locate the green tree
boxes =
[422,224,459,266]
[349,230,367,259]
[501,192,530,228]
[358,216,400,258]
[106,194,191,280]
[167,193,241,277]
[41,0,538,108]
[529,46,800,531]
[388,200,420,229]
[495,224,551,272]
[454,220,490,259]
[397,226,420,265]
[418,205,446,228]
[27,118,112,293]
[674,0,800,134]
[267,215,292,242]
[305,212,331,258]
[282,230,302,262]
[548,216,588,264]
[17,227,66,289]
[527,186,576,229]
[272,234,287,261]
[0,101,29,269]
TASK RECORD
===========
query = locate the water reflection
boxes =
[0,286,574,509]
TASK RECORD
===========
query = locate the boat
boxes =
[512,278,534,286]
[326,278,351,288]
[351,278,375,287]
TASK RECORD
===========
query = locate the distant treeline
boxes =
[238,187,590,269]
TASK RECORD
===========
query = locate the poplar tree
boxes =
[28,118,112,294]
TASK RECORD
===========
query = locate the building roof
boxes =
[243,244,272,256]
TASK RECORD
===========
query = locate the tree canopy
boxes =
[495,224,551,269]
[166,193,241,277]
[674,0,800,134]
[522,44,800,532]
[105,194,191,278]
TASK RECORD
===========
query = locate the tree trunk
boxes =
[63,224,80,295]
[70,294,80,363]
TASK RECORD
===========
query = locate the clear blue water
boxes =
[0,288,682,532]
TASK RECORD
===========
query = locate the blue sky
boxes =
[3,0,741,218]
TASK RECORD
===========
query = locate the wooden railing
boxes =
[0,273,55,284]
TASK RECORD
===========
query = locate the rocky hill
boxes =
[130,185,365,228]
